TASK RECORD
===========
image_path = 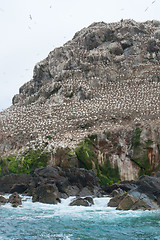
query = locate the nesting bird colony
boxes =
[0,19,160,154]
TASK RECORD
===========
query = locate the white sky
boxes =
[0,0,159,111]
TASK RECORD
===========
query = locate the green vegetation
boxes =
[98,159,120,186]
[145,139,153,148]
[0,148,50,175]
[54,147,78,168]
[75,136,96,170]
[131,128,155,177]
[75,135,120,185]
[0,133,121,186]
[131,128,142,150]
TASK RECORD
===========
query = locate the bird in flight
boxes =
[145,7,149,12]
[29,14,32,20]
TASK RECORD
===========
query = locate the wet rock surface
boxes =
[0,167,102,205]
[69,197,94,206]
[108,175,160,210]
[8,192,22,207]
[0,196,8,205]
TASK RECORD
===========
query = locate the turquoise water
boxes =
[0,195,160,240]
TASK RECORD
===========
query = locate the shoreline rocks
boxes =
[0,166,103,205]
[0,192,22,207]
[1,166,160,210]
[69,196,94,206]
[108,175,160,210]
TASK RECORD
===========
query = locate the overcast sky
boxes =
[0,0,159,111]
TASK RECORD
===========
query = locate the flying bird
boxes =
[145,7,149,12]
[29,14,32,20]
[152,0,156,3]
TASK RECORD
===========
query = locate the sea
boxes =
[0,195,160,240]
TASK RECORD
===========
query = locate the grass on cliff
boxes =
[131,128,155,176]
[0,148,50,175]
[75,136,97,170]
[0,133,121,186]
[75,134,121,185]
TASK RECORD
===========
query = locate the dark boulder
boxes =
[108,193,127,207]
[103,181,137,194]
[69,197,94,206]
[136,175,160,205]
[0,174,32,193]
[34,166,60,179]
[116,190,159,210]
[108,176,160,210]
[147,38,159,53]
[10,183,28,194]
[63,185,80,197]
[8,192,22,207]
[110,188,124,197]
[77,187,93,197]
[108,42,123,55]
[32,183,61,204]
[0,196,8,205]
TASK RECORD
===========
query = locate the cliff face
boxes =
[0,19,160,181]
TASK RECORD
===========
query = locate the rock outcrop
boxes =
[8,192,22,207]
[0,174,32,193]
[0,19,160,182]
[69,197,94,206]
[108,174,160,210]
[0,196,8,205]
[0,167,102,204]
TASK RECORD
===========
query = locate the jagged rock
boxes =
[30,167,100,201]
[147,38,159,54]
[69,197,94,206]
[108,193,126,207]
[108,175,160,210]
[116,191,159,210]
[136,175,160,205]
[154,29,160,40]
[152,20,160,27]
[63,185,80,197]
[32,183,61,204]
[120,39,133,50]
[110,188,124,197]
[0,174,32,193]
[10,183,28,194]
[0,196,8,205]
[103,181,137,194]
[108,42,123,55]
[77,187,93,197]
[8,192,22,207]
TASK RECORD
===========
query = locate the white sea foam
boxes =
[1,194,160,240]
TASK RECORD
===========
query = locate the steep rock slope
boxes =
[0,19,160,181]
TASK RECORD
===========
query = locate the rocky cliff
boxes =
[0,19,160,182]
